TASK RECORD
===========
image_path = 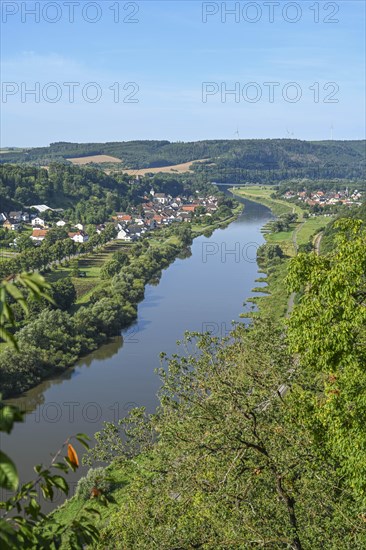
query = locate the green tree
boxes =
[44,227,69,246]
[14,234,34,253]
[286,218,366,503]
[257,243,284,265]
[100,259,121,280]
[51,277,77,310]
[87,320,365,549]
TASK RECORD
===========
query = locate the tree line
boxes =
[1,139,365,178]
[0,226,193,398]
[0,224,117,280]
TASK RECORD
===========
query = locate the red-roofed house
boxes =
[181,205,197,213]
[31,229,48,242]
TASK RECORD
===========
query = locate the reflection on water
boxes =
[6,337,123,416]
[80,336,123,367]
[3,195,272,512]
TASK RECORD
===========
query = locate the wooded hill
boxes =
[1,139,365,181]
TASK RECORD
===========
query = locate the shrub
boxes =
[76,467,111,501]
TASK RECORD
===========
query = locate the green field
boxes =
[296,215,333,246]
[45,240,131,306]
[233,187,304,257]
[0,148,26,154]
[232,186,303,218]
[231,186,333,320]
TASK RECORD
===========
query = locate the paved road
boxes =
[292,220,305,255]
[314,232,323,256]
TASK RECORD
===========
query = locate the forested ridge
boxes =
[1,139,365,181]
[0,163,128,213]
[0,162,214,215]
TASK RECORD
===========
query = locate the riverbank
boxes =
[44,199,275,530]
[1,206,242,400]
[231,186,331,320]
[46,204,243,308]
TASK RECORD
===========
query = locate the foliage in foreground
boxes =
[0,407,101,549]
[80,324,364,548]
[0,275,108,549]
[287,219,366,502]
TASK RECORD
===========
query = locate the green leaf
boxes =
[0,327,19,351]
[84,507,101,518]
[51,475,69,494]
[53,462,69,472]
[64,456,77,472]
[0,404,24,433]
[75,433,90,450]
[4,283,29,315]
[0,450,19,491]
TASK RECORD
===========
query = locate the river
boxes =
[2,196,272,508]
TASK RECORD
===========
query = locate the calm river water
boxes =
[2,196,272,507]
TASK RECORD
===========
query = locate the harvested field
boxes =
[67,155,122,165]
[120,159,208,176]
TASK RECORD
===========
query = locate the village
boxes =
[283,188,363,208]
[0,189,220,248]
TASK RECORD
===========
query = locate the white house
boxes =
[117,228,132,241]
[56,220,67,227]
[32,217,46,227]
[69,231,89,243]
[154,193,168,205]
[75,223,84,231]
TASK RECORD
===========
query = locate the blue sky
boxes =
[1,1,365,146]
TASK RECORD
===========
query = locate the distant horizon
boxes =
[2,136,366,150]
